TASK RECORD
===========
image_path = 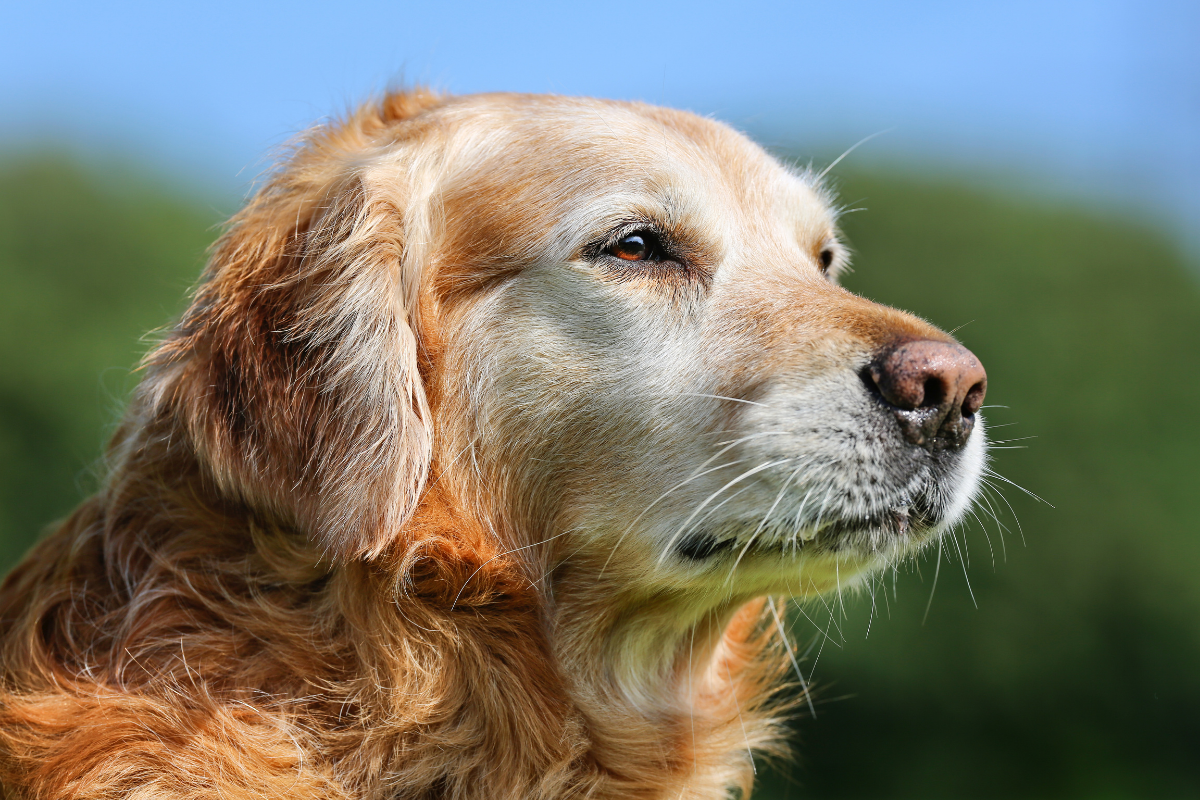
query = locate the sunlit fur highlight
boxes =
[0,90,982,798]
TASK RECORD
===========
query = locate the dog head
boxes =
[144,91,986,600]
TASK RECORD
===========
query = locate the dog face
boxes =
[421,95,987,599]
[154,92,985,602]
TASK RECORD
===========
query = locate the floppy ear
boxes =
[145,98,438,560]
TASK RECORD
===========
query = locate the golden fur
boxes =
[0,90,986,798]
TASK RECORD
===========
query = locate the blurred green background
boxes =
[0,153,1197,799]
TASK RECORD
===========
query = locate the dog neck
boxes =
[555,575,783,796]
[386,481,783,797]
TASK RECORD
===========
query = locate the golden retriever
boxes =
[0,89,987,799]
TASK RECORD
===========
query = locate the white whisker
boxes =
[816,129,894,181]
[981,469,1051,505]
[865,574,878,639]
[657,392,770,408]
[947,528,977,608]
[982,478,1027,547]
[601,456,747,576]
[921,536,945,625]
[770,601,817,718]
[658,459,793,567]
[724,459,813,584]
[810,585,847,645]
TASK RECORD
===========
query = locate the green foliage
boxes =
[0,156,224,567]
[0,157,1196,797]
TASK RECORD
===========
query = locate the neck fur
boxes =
[387,483,788,798]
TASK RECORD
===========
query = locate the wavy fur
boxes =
[0,90,982,798]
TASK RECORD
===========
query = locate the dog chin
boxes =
[676,507,938,565]
[671,420,987,589]
[668,516,939,597]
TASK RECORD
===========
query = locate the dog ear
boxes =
[144,96,439,560]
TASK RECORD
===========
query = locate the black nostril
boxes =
[921,376,945,409]
[963,381,985,417]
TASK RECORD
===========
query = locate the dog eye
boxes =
[608,231,661,262]
[819,249,834,272]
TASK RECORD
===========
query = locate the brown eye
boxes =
[610,231,659,261]
[819,249,834,272]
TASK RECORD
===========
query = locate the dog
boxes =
[0,90,987,799]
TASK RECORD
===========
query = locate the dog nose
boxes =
[867,340,987,451]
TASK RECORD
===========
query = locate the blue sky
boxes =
[4,1,1198,256]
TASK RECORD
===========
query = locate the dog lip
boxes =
[816,505,923,540]
[679,501,934,562]
[676,533,737,561]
